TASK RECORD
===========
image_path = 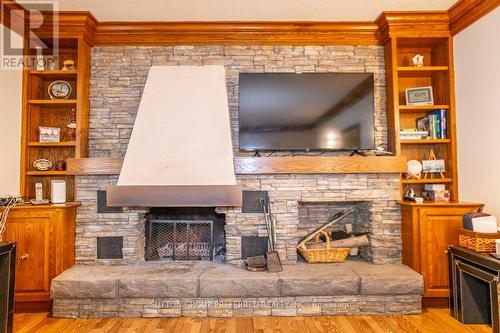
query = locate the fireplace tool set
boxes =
[260,198,283,272]
[243,198,283,273]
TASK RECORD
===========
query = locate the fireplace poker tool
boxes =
[260,198,283,273]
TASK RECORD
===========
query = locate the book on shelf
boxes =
[424,184,446,191]
[415,109,447,139]
[400,129,429,140]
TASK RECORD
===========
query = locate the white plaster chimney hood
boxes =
[106,66,242,207]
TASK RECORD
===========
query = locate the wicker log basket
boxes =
[297,230,350,263]
[459,228,499,252]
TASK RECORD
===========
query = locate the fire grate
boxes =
[146,220,214,261]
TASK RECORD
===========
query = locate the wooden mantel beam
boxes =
[67,156,407,176]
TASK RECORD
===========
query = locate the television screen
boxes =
[238,73,375,151]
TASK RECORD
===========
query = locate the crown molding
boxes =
[0,0,27,36]
[449,0,499,35]
[93,21,380,45]
[3,1,497,46]
[31,11,97,45]
[376,11,451,44]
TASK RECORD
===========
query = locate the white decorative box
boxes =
[471,215,498,233]
[51,180,66,203]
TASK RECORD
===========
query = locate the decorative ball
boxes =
[407,160,423,176]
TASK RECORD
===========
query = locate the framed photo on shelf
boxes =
[39,126,60,143]
[405,86,434,106]
[422,159,445,173]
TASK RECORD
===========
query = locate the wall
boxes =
[0,25,23,196]
[58,0,457,21]
[455,8,500,218]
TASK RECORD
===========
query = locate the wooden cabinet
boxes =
[401,202,483,298]
[1,203,78,305]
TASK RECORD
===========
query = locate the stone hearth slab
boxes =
[198,263,281,297]
[51,260,422,300]
[51,265,119,299]
[279,263,359,296]
[118,262,203,298]
[346,259,424,295]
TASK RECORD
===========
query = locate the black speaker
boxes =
[0,242,16,333]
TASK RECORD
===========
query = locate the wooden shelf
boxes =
[400,139,451,144]
[28,141,76,147]
[397,66,449,72]
[399,105,450,112]
[399,201,484,207]
[26,171,71,176]
[29,70,78,78]
[397,66,449,77]
[28,99,77,105]
[401,178,453,184]
[1,202,81,210]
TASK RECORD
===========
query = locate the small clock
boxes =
[48,80,72,100]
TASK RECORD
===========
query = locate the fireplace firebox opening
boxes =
[145,208,226,262]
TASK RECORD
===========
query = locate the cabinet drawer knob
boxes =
[19,254,29,261]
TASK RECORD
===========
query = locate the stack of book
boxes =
[400,129,429,140]
[416,109,447,139]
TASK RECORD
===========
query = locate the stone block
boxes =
[50,266,118,299]
[346,259,423,295]
[271,307,297,317]
[118,263,200,297]
[279,263,359,296]
[199,264,281,297]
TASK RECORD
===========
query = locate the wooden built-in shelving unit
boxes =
[384,36,459,201]
[20,37,91,201]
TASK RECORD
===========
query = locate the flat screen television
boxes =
[238,73,375,151]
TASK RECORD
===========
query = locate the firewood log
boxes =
[329,235,369,248]
[307,234,369,249]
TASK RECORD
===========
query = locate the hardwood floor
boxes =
[13,308,491,333]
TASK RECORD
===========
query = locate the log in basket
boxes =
[297,230,350,263]
[296,210,370,263]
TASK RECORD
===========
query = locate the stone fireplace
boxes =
[74,44,396,266]
[50,45,423,318]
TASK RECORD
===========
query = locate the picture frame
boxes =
[405,86,434,106]
[422,159,445,173]
[39,126,61,143]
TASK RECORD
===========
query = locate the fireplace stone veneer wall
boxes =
[219,174,401,264]
[76,173,401,265]
[89,45,386,156]
[74,44,402,266]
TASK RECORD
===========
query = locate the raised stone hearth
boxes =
[51,259,423,318]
